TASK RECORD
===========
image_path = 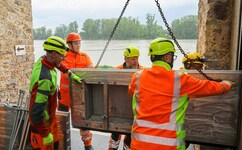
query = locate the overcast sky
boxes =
[32,0,199,30]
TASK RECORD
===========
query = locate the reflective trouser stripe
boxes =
[134,119,184,131]
[80,129,92,147]
[109,138,121,149]
[132,132,183,146]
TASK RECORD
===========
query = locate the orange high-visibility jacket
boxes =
[59,51,93,108]
[115,62,143,69]
[128,61,230,150]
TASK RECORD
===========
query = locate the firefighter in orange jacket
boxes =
[29,36,82,150]
[109,46,143,150]
[58,32,94,150]
[128,38,232,150]
[182,51,206,70]
[115,46,143,69]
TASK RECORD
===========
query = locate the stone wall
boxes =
[197,0,234,70]
[197,1,241,149]
[0,0,34,103]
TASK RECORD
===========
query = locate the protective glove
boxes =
[43,133,53,146]
[221,80,232,87]
[71,73,83,83]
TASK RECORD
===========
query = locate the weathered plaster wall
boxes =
[197,1,241,150]
[197,0,234,70]
[0,0,34,103]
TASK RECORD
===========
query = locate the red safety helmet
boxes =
[66,32,81,43]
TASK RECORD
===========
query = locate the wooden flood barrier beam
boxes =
[0,103,70,149]
[70,69,242,148]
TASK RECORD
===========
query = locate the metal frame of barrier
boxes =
[70,68,242,148]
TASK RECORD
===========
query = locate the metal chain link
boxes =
[154,0,221,82]
[95,0,130,68]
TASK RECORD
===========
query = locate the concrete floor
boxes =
[71,129,123,150]
[71,128,194,150]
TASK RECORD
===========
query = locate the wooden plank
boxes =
[70,69,242,147]
[0,104,70,149]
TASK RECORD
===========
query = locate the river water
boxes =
[34,39,197,70]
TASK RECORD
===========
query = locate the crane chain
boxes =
[95,0,130,68]
[154,0,222,82]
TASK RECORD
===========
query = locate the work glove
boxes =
[43,133,53,146]
[71,73,83,83]
[221,80,232,87]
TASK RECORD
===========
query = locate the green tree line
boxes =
[33,14,198,40]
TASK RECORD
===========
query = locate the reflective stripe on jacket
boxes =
[128,61,230,150]
[59,51,93,108]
